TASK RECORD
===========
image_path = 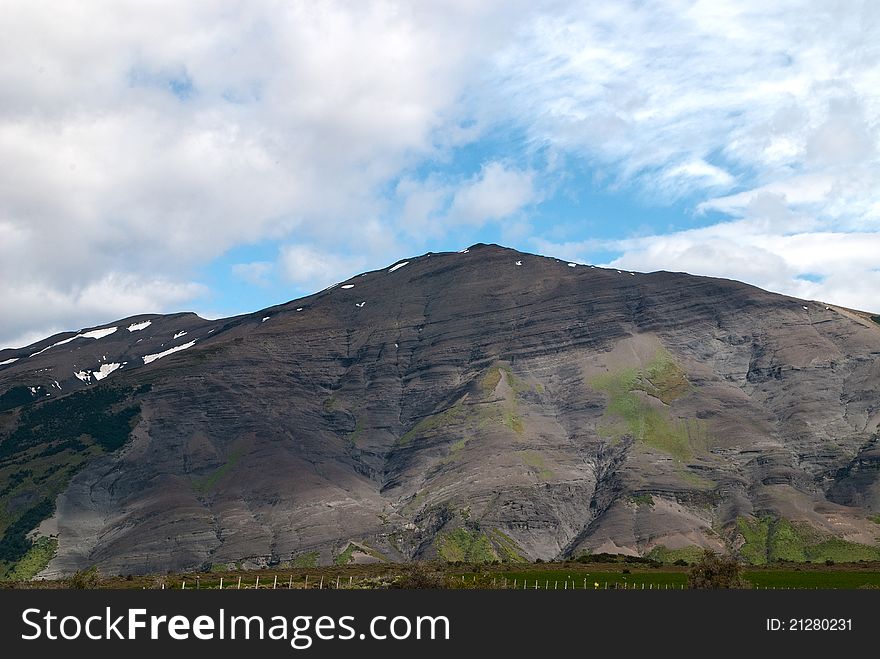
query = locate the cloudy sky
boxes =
[2,1,879,349]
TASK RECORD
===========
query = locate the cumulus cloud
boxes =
[0,1,522,347]
[448,163,536,225]
[4,0,880,347]
[278,244,368,292]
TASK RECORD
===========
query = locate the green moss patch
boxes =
[590,351,701,461]
[481,368,502,394]
[192,452,242,494]
[736,516,880,565]
[520,451,554,480]
[349,417,366,445]
[631,493,655,507]
[436,528,499,563]
[489,529,525,562]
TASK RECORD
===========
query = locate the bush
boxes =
[687,551,750,589]
[68,566,101,589]
[391,563,447,589]
[673,558,689,566]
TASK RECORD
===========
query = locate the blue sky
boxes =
[2,1,880,348]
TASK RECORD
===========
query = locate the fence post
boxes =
[237,576,242,590]
[182,581,185,590]
[336,576,340,589]
[304,575,309,589]
[349,576,353,588]
[219,577,223,590]
[274,575,278,589]
[583,579,586,590]
[554,581,557,590]
[319,576,323,589]
[256,576,260,589]
[289,575,293,589]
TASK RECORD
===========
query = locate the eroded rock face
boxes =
[2,243,880,575]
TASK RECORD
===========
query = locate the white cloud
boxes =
[4,0,880,347]
[0,1,522,347]
[561,225,880,313]
[231,262,274,287]
[278,244,367,292]
[0,274,204,350]
[448,163,536,226]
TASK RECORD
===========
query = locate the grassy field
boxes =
[4,560,880,590]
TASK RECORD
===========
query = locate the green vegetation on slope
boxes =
[631,493,655,507]
[489,529,526,562]
[349,417,366,445]
[591,350,702,461]
[192,452,243,494]
[646,545,706,565]
[290,551,320,568]
[0,384,145,577]
[399,401,466,446]
[335,544,356,566]
[0,386,48,413]
[736,516,880,565]
[2,537,57,581]
[520,451,553,480]
[436,528,499,563]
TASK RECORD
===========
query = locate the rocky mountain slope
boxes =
[1,244,879,577]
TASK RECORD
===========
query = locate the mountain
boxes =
[1,243,880,578]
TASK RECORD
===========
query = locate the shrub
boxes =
[68,566,101,589]
[687,550,750,589]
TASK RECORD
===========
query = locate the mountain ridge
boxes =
[1,243,880,577]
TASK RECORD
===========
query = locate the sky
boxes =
[2,1,880,349]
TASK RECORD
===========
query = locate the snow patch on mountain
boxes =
[388,261,409,273]
[143,340,197,365]
[93,363,123,381]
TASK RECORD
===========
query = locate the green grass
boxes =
[489,529,526,562]
[736,516,880,565]
[192,452,242,494]
[349,417,366,445]
[335,544,356,566]
[646,545,706,565]
[869,515,880,525]
[631,493,655,507]
[520,451,553,480]
[481,368,502,394]
[643,349,691,403]
[502,410,524,434]
[290,552,320,568]
[498,365,529,395]
[1,537,57,581]
[590,351,700,461]
[436,528,499,563]
[472,567,880,590]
